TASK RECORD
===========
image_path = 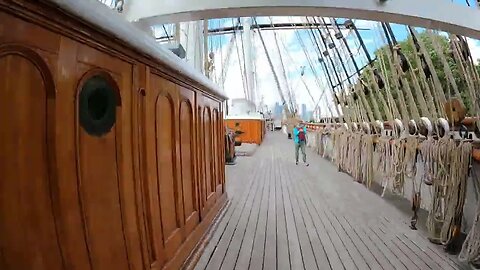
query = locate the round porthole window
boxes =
[79,75,118,136]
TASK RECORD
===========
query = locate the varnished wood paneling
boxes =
[150,75,183,262]
[213,109,222,196]
[0,48,63,270]
[156,94,181,248]
[196,103,208,218]
[203,107,216,212]
[179,89,200,235]
[75,69,129,270]
[54,36,92,270]
[0,12,60,54]
[0,2,227,270]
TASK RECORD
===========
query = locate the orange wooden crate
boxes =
[225,119,266,145]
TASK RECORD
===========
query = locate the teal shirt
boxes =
[293,126,307,144]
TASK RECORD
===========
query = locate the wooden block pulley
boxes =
[444,98,466,124]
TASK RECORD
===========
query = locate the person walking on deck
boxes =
[294,122,309,166]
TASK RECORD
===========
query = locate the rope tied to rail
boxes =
[422,138,472,244]
[460,165,480,266]
[441,141,471,246]
[404,136,421,229]
[376,136,405,197]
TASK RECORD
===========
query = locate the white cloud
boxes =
[467,37,480,64]
[352,19,377,30]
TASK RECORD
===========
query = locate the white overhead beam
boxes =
[123,0,480,39]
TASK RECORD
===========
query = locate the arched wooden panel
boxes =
[0,49,63,270]
[204,108,212,199]
[180,100,199,234]
[196,105,207,217]
[75,71,129,270]
[136,88,165,269]
[203,107,216,211]
[212,109,221,195]
[154,93,182,259]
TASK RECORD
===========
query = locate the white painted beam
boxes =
[123,0,480,39]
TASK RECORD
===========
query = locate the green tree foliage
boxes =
[359,31,480,120]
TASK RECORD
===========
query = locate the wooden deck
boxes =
[195,132,468,270]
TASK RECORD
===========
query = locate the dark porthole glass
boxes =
[79,75,118,136]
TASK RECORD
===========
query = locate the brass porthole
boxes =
[79,75,118,136]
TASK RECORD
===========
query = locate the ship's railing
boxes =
[305,123,342,132]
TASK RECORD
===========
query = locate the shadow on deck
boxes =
[195,132,468,270]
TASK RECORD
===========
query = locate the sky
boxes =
[154,0,480,117]
[208,15,480,117]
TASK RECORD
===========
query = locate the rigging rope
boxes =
[378,23,416,121]
[372,24,402,121]
[460,165,480,266]
[405,26,440,119]
[310,23,478,263]
[298,18,346,122]
[428,30,465,106]
[422,138,472,244]
[232,22,249,99]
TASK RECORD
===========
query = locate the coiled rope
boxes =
[460,166,480,266]
[422,138,472,244]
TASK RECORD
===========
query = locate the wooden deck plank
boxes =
[220,161,267,270]
[248,155,272,269]
[294,173,372,270]
[234,159,269,270]
[399,234,458,270]
[301,196,357,269]
[354,222,408,270]
[292,189,333,269]
[339,216,397,270]
[263,149,277,270]
[202,162,263,270]
[196,132,467,270]
[370,225,420,269]
[194,161,259,270]
[274,153,291,270]
[325,210,385,269]
[284,163,331,269]
[376,219,441,270]
[278,150,304,270]
[322,209,371,270]
[281,161,319,270]
[292,175,345,270]
[380,217,464,270]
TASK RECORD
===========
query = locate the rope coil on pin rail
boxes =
[375,117,406,197]
[372,119,384,135]
[435,118,450,139]
[460,162,480,266]
[440,141,472,249]
[361,122,371,134]
[420,136,473,247]
[393,118,404,137]
[408,119,418,136]
[403,134,422,229]
[418,117,433,138]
